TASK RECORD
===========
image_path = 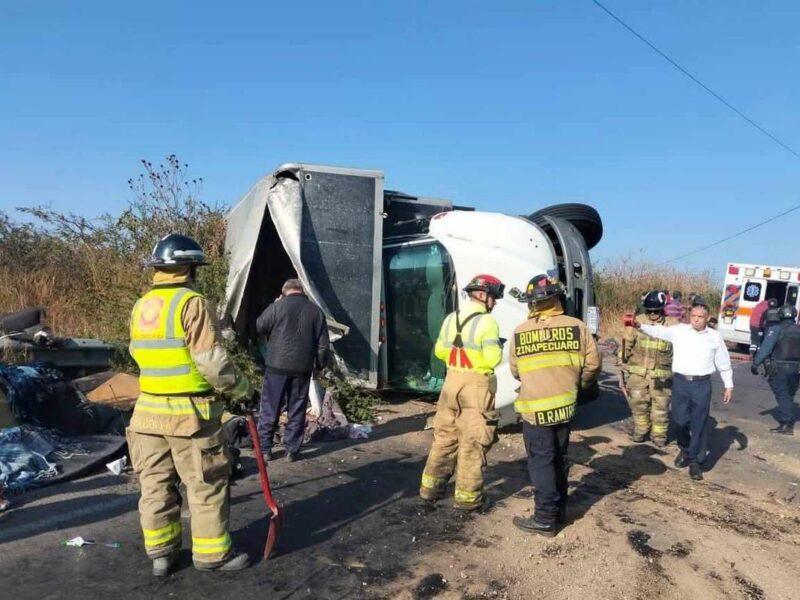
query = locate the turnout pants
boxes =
[523,420,570,525]
[626,372,671,443]
[257,372,312,454]
[420,371,497,508]
[768,370,800,426]
[127,422,233,565]
[671,375,711,465]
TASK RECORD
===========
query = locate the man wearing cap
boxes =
[511,273,600,536]
[419,274,505,512]
[634,299,733,480]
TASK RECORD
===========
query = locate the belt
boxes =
[674,373,711,382]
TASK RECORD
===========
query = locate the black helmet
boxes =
[779,304,798,321]
[147,234,209,268]
[522,273,563,303]
[642,290,667,313]
[464,274,505,300]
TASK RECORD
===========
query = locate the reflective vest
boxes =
[623,314,676,378]
[130,286,213,396]
[434,302,502,375]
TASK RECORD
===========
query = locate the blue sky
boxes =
[1,1,799,277]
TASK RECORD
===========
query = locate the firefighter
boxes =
[127,234,253,577]
[419,274,505,512]
[619,291,679,447]
[511,273,600,536]
[752,304,800,435]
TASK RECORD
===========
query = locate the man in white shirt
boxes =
[635,301,733,481]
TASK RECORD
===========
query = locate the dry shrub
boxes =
[0,155,229,343]
[595,256,721,341]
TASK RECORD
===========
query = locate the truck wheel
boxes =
[526,203,603,250]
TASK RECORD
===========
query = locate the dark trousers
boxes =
[671,375,711,465]
[523,420,570,525]
[768,370,799,425]
[257,372,311,454]
[750,326,762,353]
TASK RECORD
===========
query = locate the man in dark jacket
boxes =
[256,279,330,460]
[752,304,800,435]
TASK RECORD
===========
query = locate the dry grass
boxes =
[0,156,229,344]
[596,256,721,341]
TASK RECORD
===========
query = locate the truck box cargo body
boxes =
[718,262,800,346]
[223,163,602,422]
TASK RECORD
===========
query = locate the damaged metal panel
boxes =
[224,164,383,386]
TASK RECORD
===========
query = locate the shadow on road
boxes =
[568,437,667,523]
[704,416,747,471]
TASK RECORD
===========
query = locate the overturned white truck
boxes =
[223,163,602,423]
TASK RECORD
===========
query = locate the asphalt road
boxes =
[1,358,797,599]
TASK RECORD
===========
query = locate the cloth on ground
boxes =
[0,425,126,492]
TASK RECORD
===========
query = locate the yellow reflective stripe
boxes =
[165,288,193,338]
[421,473,447,490]
[626,365,671,378]
[517,352,584,374]
[454,488,481,503]
[514,391,577,414]
[130,339,187,350]
[192,533,232,555]
[135,395,220,419]
[140,365,192,377]
[143,522,182,547]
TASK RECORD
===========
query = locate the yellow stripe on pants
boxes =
[143,522,182,548]
[192,533,232,556]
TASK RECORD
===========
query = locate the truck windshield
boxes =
[384,241,455,392]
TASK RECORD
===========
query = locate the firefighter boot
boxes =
[152,550,180,577]
[194,552,251,572]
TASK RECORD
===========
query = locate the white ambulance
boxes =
[718,263,800,347]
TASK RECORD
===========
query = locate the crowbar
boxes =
[245,414,283,559]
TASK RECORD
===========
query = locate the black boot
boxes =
[512,515,557,537]
[769,423,794,436]
[674,450,690,468]
[689,463,703,481]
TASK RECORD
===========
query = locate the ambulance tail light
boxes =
[728,265,739,275]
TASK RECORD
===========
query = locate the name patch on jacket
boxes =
[533,404,576,426]
[515,326,581,356]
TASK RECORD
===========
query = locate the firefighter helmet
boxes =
[464,274,505,299]
[147,234,209,268]
[642,290,667,313]
[523,273,563,303]
[779,304,798,321]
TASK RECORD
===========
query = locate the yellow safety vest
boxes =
[434,302,502,375]
[130,286,213,396]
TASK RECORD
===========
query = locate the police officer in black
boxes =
[752,304,800,435]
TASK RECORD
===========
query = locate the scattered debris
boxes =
[667,541,693,558]
[414,573,448,599]
[349,423,372,440]
[105,456,128,475]
[64,536,94,547]
[627,530,662,560]
[734,575,765,600]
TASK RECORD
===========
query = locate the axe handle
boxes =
[245,414,280,516]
